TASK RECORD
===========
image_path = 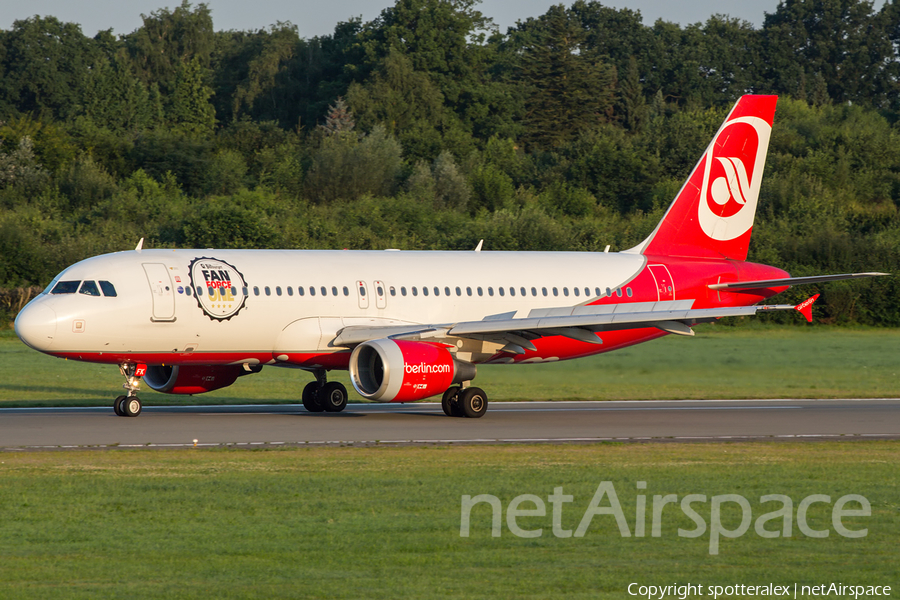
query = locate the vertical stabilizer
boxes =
[632,95,777,261]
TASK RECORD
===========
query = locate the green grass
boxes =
[3,325,900,406]
[0,442,896,599]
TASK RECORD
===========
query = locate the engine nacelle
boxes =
[349,339,476,402]
[143,364,244,395]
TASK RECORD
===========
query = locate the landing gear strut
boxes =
[302,369,348,413]
[442,385,488,418]
[115,363,145,417]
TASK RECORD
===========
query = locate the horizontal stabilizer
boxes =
[708,272,889,291]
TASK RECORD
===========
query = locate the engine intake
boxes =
[349,339,476,402]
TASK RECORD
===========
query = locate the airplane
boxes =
[14,95,886,419]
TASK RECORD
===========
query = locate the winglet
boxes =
[135,238,144,252]
[474,240,483,252]
[795,294,819,323]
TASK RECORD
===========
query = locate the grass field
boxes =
[2,324,900,406]
[0,442,896,599]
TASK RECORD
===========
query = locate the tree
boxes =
[762,0,892,106]
[126,1,215,98]
[168,57,217,136]
[0,16,100,121]
[514,5,617,150]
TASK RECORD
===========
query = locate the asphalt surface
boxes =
[1,399,899,450]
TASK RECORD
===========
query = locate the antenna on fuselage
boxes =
[474,240,483,252]
[135,238,144,252]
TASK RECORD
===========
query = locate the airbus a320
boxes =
[14,95,885,418]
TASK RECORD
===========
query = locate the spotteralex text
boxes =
[627,583,891,599]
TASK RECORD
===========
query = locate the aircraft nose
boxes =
[15,302,57,352]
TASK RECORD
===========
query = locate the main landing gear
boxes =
[114,363,144,417]
[302,369,348,413]
[441,385,488,418]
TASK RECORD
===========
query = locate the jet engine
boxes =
[349,339,476,402]
[143,364,247,395]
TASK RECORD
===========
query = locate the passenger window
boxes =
[208,287,215,297]
[531,287,537,297]
[552,287,559,297]
[477,287,483,297]
[456,286,462,296]
[309,286,315,296]
[432,286,439,296]
[99,281,117,297]
[466,287,473,297]
[265,287,271,296]
[298,286,305,296]
[242,287,249,296]
[423,287,429,296]
[488,287,494,297]
[390,286,396,297]
[606,287,612,297]
[287,287,293,296]
[276,287,283,296]
[585,287,591,296]
[332,286,338,296]
[574,287,580,297]
[510,287,515,297]
[321,286,327,296]
[563,287,569,297]
[412,287,418,296]
[521,287,527,296]
[401,287,407,296]
[344,286,350,296]
[359,285,366,296]
[627,287,633,297]
[220,288,228,297]
[254,287,260,296]
[542,287,548,297]
[498,287,505,297]
[79,281,101,296]
[185,286,192,297]
[616,288,623,297]
[51,281,80,294]
[444,286,451,296]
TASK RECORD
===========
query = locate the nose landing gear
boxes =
[114,363,146,417]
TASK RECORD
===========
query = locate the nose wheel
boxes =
[115,363,146,417]
[114,395,142,417]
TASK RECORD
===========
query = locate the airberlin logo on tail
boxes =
[187,257,248,321]
[698,116,771,241]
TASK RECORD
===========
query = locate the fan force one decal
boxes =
[698,116,772,241]
[187,257,248,321]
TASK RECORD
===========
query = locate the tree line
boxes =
[1,0,899,326]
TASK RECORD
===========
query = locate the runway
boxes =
[1,398,899,450]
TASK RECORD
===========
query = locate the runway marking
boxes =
[3,432,898,452]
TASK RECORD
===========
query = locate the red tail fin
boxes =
[634,95,777,261]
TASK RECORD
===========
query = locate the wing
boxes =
[332,298,812,354]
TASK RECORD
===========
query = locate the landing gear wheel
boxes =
[321,382,348,413]
[302,381,325,413]
[441,386,462,417]
[114,395,127,417]
[121,396,142,417]
[458,387,488,418]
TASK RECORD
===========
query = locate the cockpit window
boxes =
[99,281,117,297]
[51,281,81,294]
[79,281,101,296]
